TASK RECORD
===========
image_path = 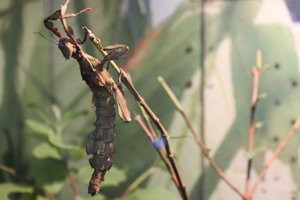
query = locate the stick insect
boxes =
[44,0,131,195]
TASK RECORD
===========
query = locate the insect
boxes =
[44,0,131,195]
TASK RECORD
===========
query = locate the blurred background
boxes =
[0,0,299,199]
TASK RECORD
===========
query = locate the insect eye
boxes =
[58,38,74,59]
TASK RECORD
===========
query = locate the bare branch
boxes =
[120,166,155,200]
[249,120,300,199]
[158,76,245,199]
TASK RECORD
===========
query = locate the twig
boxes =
[67,167,79,196]
[135,114,155,141]
[35,187,56,200]
[44,193,56,200]
[138,104,156,138]
[244,67,260,198]
[121,166,156,200]
[134,114,179,188]
[84,27,189,200]
[121,71,189,200]
[248,119,300,199]
[0,164,17,177]
[158,76,245,199]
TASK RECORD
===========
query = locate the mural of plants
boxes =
[0,0,299,200]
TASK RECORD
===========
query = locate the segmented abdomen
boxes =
[86,87,116,195]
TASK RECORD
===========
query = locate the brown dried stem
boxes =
[135,114,155,141]
[44,193,56,200]
[138,104,157,138]
[248,119,300,199]
[85,27,189,200]
[121,166,156,200]
[134,114,179,187]
[121,74,189,200]
[158,76,245,199]
[244,67,260,199]
[0,164,17,177]
[67,167,79,196]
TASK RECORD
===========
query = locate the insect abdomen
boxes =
[86,87,116,195]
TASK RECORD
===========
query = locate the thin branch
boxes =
[138,104,157,138]
[158,76,245,199]
[84,27,189,200]
[44,193,56,200]
[135,114,155,141]
[121,166,156,200]
[249,119,300,199]
[121,73,189,200]
[134,114,179,187]
[0,164,17,177]
[35,187,56,200]
[67,167,79,196]
[245,67,260,198]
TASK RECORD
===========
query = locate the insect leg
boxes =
[44,9,63,38]
[64,8,92,19]
[99,44,129,68]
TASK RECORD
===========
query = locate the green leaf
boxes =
[169,135,190,140]
[26,119,85,159]
[26,119,57,142]
[258,92,268,100]
[245,151,256,160]
[50,104,62,122]
[260,64,270,74]
[103,166,127,187]
[255,121,264,130]
[36,196,48,200]
[75,195,106,200]
[43,181,65,195]
[29,157,67,194]
[19,193,38,200]
[32,143,61,159]
[76,164,93,183]
[127,187,180,200]
[61,145,85,160]
[0,183,33,200]
[60,109,89,126]
[27,103,55,123]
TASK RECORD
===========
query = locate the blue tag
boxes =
[152,137,167,149]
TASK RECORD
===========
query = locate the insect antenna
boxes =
[48,32,59,43]
[33,32,58,45]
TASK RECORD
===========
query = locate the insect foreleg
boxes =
[99,44,129,68]
[44,10,63,38]
[63,8,92,19]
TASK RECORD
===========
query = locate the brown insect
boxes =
[44,0,131,195]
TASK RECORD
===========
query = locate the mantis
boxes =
[44,0,131,195]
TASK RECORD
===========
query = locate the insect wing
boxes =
[114,87,131,123]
